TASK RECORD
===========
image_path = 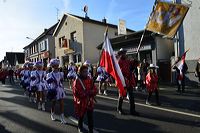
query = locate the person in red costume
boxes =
[145,64,160,106]
[73,65,97,133]
[117,48,139,116]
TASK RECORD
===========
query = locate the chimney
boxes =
[102,17,107,23]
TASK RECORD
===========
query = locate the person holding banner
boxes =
[117,48,139,116]
[73,65,97,133]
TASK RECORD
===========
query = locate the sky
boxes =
[0,0,169,60]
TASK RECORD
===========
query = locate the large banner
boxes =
[146,1,189,38]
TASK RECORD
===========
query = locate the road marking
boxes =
[68,116,99,133]
[65,88,200,119]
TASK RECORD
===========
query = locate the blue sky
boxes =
[0,0,161,60]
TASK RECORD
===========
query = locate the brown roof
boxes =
[53,13,135,36]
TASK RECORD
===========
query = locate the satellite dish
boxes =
[83,5,88,13]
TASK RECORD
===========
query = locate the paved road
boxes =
[0,81,199,133]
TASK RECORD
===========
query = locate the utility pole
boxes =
[55,7,60,22]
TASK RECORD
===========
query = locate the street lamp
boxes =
[26,37,34,40]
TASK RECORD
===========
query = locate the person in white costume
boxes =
[46,59,67,124]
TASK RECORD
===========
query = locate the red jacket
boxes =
[118,58,136,88]
[0,70,7,80]
[72,76,97,118]
[146,73,158,92]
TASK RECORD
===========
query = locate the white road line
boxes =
[65,88,200,119]
[68,116,99,133]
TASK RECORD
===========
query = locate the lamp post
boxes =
[26,37,40,61]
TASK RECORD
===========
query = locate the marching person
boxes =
[145,64,160,106]
[46,59,66,124]
[195,58,200,85]
[31,61,47,110]
[137,62,145,92]
[117,48,139,116]
[8,68,15,84]
[96,66,109,95]
[173,57,188,93]
[73,65,97,133]
[0,68,7,85]
[67,62,77,89]
[83,60,93,78]
[20,62,33,96]
[27,62,34,101]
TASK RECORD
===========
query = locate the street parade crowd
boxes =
[0,48,200,133]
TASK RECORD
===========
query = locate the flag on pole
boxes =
[99,29,126,96]
[146,1,189,38]
[176,49,189,81]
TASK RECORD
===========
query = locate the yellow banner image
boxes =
[147,1,189,38]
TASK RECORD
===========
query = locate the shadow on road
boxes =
[0,111,63,133]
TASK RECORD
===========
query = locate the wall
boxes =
[182,0,200,61]
[54,15,84,66]
[83,22,133,64]
[155,37,174,61]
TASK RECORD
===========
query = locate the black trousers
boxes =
[177,75,185,92]
[78,110,94,133]
[9,76,14,84]
[1,78,5,84]
[147,89,159,104]
[138,80,145,90]
[117,88,136,113]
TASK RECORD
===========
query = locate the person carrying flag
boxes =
[173,53,188,93]
[117,48,139,116]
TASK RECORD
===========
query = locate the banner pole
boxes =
[136,0,158,58]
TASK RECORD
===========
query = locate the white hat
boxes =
[49,59,60,67]
[34,61,43,67]
[148,64,159,69]
[83,60,90,65]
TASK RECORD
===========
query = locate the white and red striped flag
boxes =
[99,29,126,96]
[176,49,189,81]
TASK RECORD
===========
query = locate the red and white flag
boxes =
[176,49,189,80]
[99,31,126,96]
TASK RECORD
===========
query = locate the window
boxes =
[78,54,81,62]
[73,54,81,63]
[59,36,65,48]
[71,31,77,42]
[44,39,48,50]
[40,41,46,51]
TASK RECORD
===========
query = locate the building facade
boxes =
[23,23,58,67]
[53,13,134,66]
[1,52,25,69]
[97,30,174,82]
[173,0,200,85]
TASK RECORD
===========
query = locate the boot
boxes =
[51,112,55,121]
[42,103,45,111]
[103,90,108,96]
[38,102,42,110]
[117,97,125,115]
[60,113,67,124]
[29,97,32,103]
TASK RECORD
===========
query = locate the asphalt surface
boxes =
[0,80,199,133]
